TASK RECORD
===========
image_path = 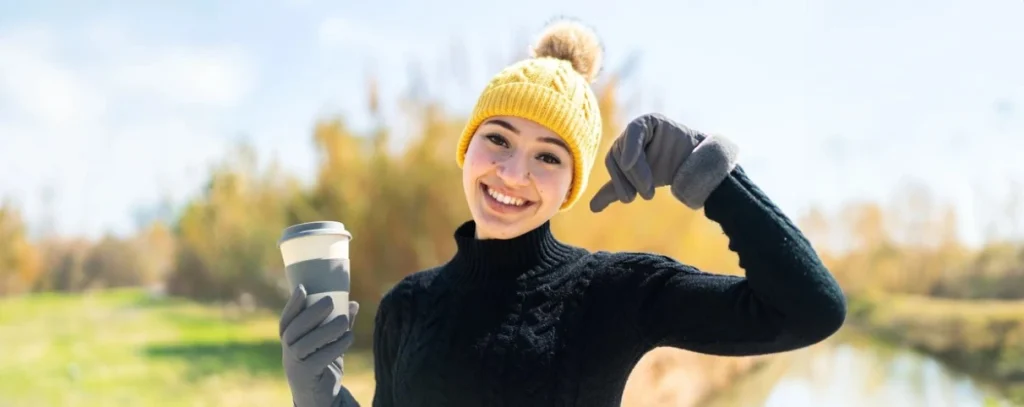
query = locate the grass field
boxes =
[0,289,376,407]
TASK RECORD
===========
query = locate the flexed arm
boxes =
[590,114,846,355]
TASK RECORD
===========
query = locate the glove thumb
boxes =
[589,181,618,213]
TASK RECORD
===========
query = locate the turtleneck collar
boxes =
[445,220,582,285]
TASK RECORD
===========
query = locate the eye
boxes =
[485,134,509,148]
[537,152,561,165]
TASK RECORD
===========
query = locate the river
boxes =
[702,330,1018,407]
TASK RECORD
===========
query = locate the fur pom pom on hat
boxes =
[456,18,605,211]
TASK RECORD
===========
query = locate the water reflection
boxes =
[703,332,1015,407]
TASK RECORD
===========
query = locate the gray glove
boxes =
[589,113,739,212]
[280,284,360,407]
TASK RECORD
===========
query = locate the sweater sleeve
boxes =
[369,285,405,407]
[616,165,847,356]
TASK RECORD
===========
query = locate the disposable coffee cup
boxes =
[278,221,353,324]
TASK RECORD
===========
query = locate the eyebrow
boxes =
[482,119,572,155]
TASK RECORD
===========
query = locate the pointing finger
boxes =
[606,152,637,203]
[589,181,618,213]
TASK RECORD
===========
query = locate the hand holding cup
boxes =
[280,284,359,407]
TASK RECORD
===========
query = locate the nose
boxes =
[496,154,530,187]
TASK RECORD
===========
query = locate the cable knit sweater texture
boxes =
[347,166,847,407]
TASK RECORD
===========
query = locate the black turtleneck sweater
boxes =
[352,167,847,407]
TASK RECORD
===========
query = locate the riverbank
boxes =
[700,327,1017,406]
[848,293,1024,403]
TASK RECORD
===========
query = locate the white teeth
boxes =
[486,186,525,206]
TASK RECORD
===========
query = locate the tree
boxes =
[0,200,42,295]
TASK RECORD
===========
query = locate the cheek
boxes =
[464,141,496,175]
[530,164,573,203]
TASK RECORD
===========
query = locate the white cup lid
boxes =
[278,221,352,246]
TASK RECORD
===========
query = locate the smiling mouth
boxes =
[481,183,535,210]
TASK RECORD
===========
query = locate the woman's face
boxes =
[461,115,574,240]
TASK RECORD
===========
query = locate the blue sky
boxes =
[1,0,1022,245]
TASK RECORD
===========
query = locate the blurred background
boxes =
[1,1,1023,406]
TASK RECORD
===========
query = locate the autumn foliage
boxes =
[1,69,1022,352]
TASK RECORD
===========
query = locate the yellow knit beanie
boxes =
[455,18,604,211]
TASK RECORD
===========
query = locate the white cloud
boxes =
[317,16,435,61]
[110,47,255,108]
[0,26,108,127]
[0,20,256,237]
[317,17,372,49]
[81,18,134,54]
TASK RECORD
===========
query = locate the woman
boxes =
[278,18,847,407]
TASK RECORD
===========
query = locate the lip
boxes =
[480,183,535,214]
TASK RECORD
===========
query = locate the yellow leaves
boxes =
[133,221,177,285]
[0,201,43,295]
[803,194,1024,298]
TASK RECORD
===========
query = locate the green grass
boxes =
[0,289,376,407]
